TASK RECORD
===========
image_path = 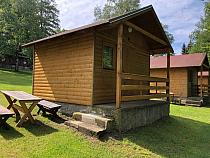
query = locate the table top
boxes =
[1,91,41,101]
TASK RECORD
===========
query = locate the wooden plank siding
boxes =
[150,68,189,97]
[33,32,94,105]
[198,76,208,86]
[92,26,150,104]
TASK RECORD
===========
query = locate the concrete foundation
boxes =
[113,100,170,132]
[55,100,170,132]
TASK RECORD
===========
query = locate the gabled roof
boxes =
[150,53,208,69]
[22,5,173,52]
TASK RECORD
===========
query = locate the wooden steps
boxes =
[64,112,113,137]
[173,97,206,106]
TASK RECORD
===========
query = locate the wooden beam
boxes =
[166,51,170,102]
[121,73,169,82]
[200,66,203,97]
[116,23,123,109]
[203,63,209,69]
[124,21,168,46]
[121,85,169,91]
[122,94,169,102]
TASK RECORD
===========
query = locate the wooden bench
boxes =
[37,100,61,117]
[0,105,15,127]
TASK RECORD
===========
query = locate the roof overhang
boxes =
[22,5,173,53]
[151,53,209,70]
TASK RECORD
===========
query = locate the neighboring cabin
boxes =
[22,5,173,131]
[198,71,209,86]
[150,53,210,98]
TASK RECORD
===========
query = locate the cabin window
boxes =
[103,45,114,69]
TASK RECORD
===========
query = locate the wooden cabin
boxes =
[198,71,209,86]
[150,53,210,99]
[23,5,173,131]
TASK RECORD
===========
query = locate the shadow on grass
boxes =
[0,124,24,140]
[41,114,67,124]
[121,116,210,158]
[22,120,58,136]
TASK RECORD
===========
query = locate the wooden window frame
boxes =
[102,42,115,70]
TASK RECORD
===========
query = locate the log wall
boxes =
[33,32,94,105]
[198,76,208,85]
[150,68,188,97]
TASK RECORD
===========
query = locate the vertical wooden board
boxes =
[116,24,123,108]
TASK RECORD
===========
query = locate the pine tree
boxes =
[0,0,60,71]
[181,43,187,54]
[38,0,60,38]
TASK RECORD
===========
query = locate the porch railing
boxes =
[192,84,210,97]
[120,73,169,102]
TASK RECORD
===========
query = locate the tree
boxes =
[188,1,210,55]
[181,43,188,54]
[0,0,60,71]
[38,0,60,38]
[162,24,174,44]
[94,0,140,21]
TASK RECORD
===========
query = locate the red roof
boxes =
[150,53,207,69]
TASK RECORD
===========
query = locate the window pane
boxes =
[103,46,113,69]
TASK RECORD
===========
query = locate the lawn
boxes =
[0,69,210,158]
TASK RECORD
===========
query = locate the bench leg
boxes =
[51,109,59,117]
[37,108,41,115]
[0,116,10,129]
[37,106,46,116]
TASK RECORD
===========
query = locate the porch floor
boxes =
[94,100,168,109]
[90,100,169,118]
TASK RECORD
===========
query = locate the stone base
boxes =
[113,101,170,132]
[54,100,170,132]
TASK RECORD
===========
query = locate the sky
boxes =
[55,0,205,54]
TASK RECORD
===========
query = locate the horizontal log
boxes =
[121,94,169,101]
[121,85,169,91]
[121,73,169,82]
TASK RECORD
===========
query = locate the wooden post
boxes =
[200,66,203,97]
[208,69,210,99]
[166,51,170,102]
[116,24,123,109]
[155,82,158,94]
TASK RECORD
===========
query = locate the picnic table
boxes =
[1,91,41,127]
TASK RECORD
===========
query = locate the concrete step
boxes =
[64,120,106,136]
[185,99,203,106]
[72,112,113,130]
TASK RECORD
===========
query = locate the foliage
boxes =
[0,0,60,66]
[94,0,140,21]
[188,1,210,55]
[162,24,174,44]
[181,43,188,54]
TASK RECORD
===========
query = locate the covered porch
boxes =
[115,22,171,109]
[108,19,171,131]
[195,63,210,98]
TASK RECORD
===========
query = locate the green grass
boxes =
[0,69,210,158]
